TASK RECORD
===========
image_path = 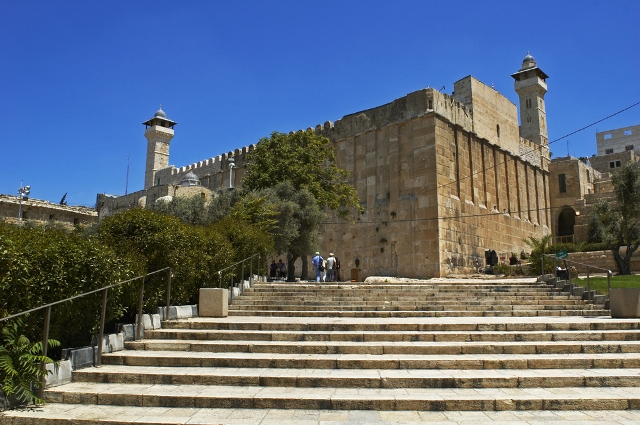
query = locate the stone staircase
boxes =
[8,277,640,425]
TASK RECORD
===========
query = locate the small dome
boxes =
[154,105,167,118]
[181,172,201,186]
[522,52,536,69]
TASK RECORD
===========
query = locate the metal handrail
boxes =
[0,266,172,397]
[542,253,612,303]
[216,253,263,304]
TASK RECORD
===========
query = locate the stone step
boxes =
[227,309,608,317]
[230,298,587,305]
[144,328,640,342]
[162,318,634,332]
[7,405,640,424]
[42,382,640,411]
[228,304,590,311]
[101,350,640,370]
[70,365,640,389]
[122,339,640,355]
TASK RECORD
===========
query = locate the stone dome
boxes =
[522,52,536,68]
[181,171,201,186]
[154,105,167,118]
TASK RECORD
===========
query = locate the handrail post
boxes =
[136,277,145,341]
[166,268,172,312]
[218,270,222,289]
[607,270,612,299]
[241,261,245,295]
[230,271,234,304]
[567,260,571,284]
[250,255,254,288]
[587,266,591,304]
[554,256,557,279]
[96,288,108,367]
[258,254,261,282]
[39,305,52,399]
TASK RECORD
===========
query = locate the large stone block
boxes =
[610,288,640,318]
[199,288,228,317]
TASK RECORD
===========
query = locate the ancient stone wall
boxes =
[453,76,520,156]
[316,86,549,278]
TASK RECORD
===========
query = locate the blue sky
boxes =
[1,1,639,207]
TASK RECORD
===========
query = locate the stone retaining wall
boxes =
[563,249,640,274]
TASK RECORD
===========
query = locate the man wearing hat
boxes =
[326,252,336,282]
[312,251,324,282]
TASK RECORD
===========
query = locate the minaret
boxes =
[511,53,549,145]
[143,105,177,190]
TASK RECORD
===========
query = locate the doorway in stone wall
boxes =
[556,206,576,244]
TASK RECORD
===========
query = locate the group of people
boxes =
[269,259,287,280]
[312,252,341,282]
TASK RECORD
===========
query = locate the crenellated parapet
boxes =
[519,137,550,170]
[312,88,473,141]
[154,144,256,187]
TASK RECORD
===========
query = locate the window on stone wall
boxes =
[74,218,79,226]
[610,161,616,169]
[428,100,433,109]
[559,174,566,193]
[625,130,633,136]
[604,134,612,139]
[626,145,634,151]
[617,160,622,167]
[605,148,614,154]
[496,124,500,138]
[49,214,54,220]
[526,99,531,109]
[587,170,590,183]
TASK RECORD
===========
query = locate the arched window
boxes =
[496,124,501,138]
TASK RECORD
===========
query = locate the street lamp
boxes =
[228,157,235,189]
[17,185,31,223]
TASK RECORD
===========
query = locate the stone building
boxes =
[547,123,640,245]
[99,54,553,277]
[548,157,601,244]
[0,194,97,226]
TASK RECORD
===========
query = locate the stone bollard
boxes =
[199,288,228,317]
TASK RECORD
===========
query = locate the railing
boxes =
[0,267,172,397]
[541,253,612,302]
[0,252,267,398]
[217,253,263,304]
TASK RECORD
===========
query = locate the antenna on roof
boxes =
[125,155,130,196]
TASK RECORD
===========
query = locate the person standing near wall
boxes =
[312,252,323,282]
[326,253,336,282]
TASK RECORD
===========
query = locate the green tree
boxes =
[242,130,362,277]
[242,130,361,219]
[589,161,640,274]
[248,182,325,280]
